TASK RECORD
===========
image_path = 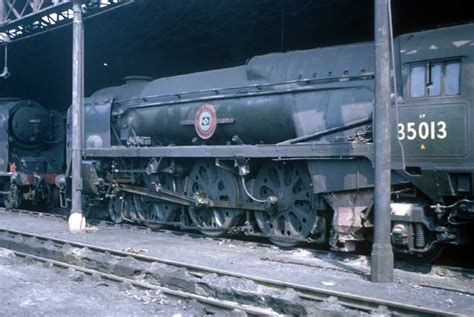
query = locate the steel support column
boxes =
[0,1,4,24]
[68,0,86,233]
[371,0,394,282]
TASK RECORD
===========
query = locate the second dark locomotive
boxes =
[0,98,65,209]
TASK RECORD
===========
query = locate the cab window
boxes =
[445,62,460,95]
[410,66,425,98]
[409,60,461,98]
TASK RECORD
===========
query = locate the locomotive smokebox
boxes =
[11,103,52,145]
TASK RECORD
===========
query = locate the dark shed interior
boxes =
[0,0,472,111]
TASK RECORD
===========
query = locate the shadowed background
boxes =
[0,0,472,111]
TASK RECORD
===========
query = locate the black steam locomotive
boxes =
[0,98,65,208]
[4,23,474,260]
[76,22,473,259]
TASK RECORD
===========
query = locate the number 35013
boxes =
[397,121,447,141]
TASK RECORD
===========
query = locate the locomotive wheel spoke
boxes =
[108,196,125,224]
[141,173,181,229]
[253,162,316,248]
[187,160,242,237]
[132,194,148,224]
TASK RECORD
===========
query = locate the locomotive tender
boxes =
[4,23,473,260]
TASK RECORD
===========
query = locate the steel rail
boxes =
[5,209,474,282]
[0,226,457,317]
[11,250,276,316]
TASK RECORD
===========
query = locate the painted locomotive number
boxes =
[397,121,447,141]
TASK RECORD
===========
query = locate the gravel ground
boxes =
[0,248,204,317]
[0,209,473,316]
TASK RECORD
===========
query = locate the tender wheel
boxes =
[253,162,316,247]
[187,160,242,237]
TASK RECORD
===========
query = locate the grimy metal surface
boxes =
[371,0,394,283]
[0,2,472,261]
[68,21,474,256]
[84,143,374,160]
[80,22,474,200]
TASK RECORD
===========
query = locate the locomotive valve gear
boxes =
[241,176,266,203]
[193,192,211,208]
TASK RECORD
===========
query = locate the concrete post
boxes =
[371,0,394,282]
[68,0,86,233]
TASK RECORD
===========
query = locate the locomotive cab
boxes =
[388,24,474,258]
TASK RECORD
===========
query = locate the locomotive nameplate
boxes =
[194,104,217,139]
[179,104,235,140]
[392,103,468,158]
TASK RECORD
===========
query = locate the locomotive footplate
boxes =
[84,142,373,160]
[119,184,271,212]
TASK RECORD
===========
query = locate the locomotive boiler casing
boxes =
[118,95,296,146]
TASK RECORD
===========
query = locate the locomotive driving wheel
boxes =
[187,160,242,237]
[137,174,181,229]
[253,162,316,247]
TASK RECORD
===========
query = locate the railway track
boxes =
[10,250,276,316]
[7,208,474,270]
[0,224,459,316]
